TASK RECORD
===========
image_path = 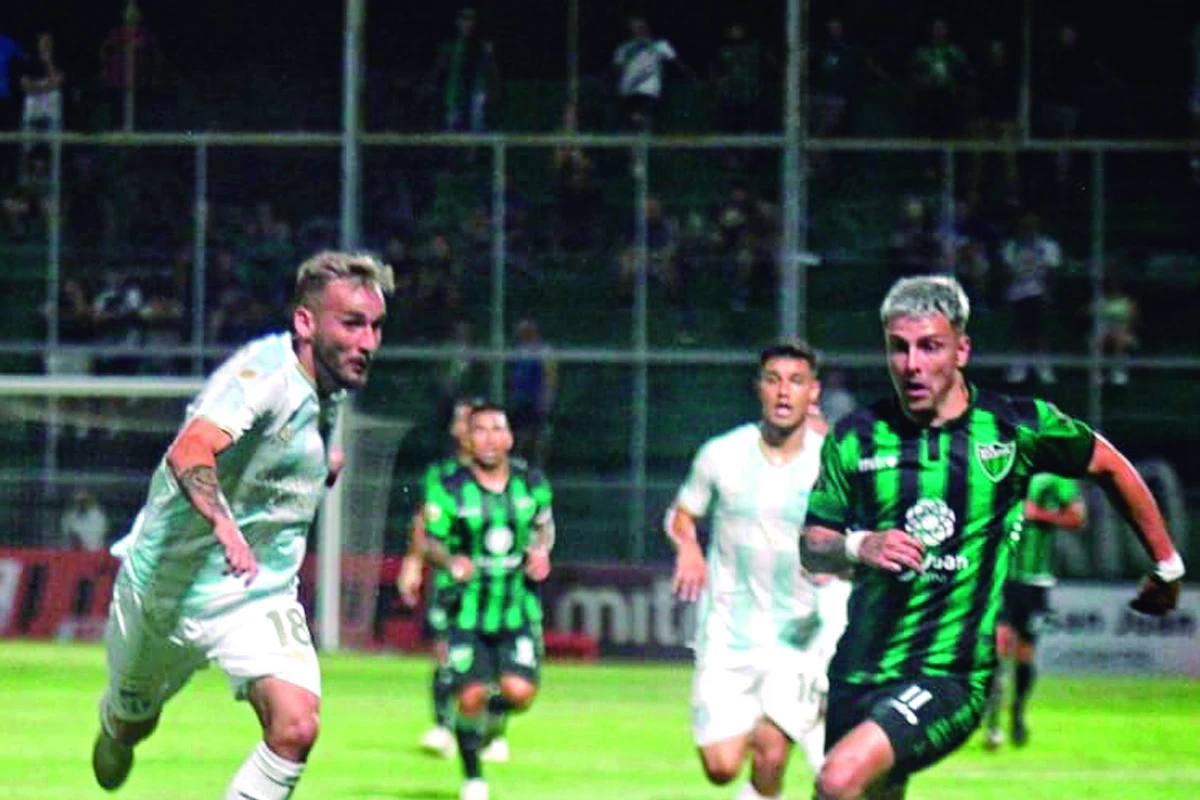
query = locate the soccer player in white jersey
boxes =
[666,339,850,800]
[91,251,394,798]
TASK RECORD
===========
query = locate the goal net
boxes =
[0,374,410,651]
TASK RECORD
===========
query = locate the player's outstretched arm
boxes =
[166,416,257,584]
[802,525,925,575]
[665,505,706,602]
[1087,433,1185,615]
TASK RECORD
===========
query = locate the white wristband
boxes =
[1154,552,1185,583]
[844,531,869,563]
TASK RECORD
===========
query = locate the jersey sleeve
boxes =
[190,367,287,443]
[423,474,456,542]
[673,439,718,518]
[1019,400,1095,478]
[805,430,854,531]
[658,40,677,60]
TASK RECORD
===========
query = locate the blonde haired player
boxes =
[91,251,393,798]
[666,339,850,800]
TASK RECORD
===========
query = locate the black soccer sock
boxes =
[433,665,455,729]
[984,664,1006,729]
[1013,662,1036,715]
[485,691,513,741]
[454,713,485,780]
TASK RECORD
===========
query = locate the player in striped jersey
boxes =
[983,472,1086,750]
[667,339,850,800]
[422,403,555,800]
[397,397,488,760]
[801,275,1184,799]
[91,251,393,798]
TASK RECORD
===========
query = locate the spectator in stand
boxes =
[887,196,940,281]
[711,179,777,313]
[1038,24,1118,183]
[612,17,697,131]
[61,488,110,551]
[99,1,165,130]
[64,151,116,254]
[19,33,64,154]
[428,7,500,136]
[812,18,887,147]
[970,40,1020,207]
[413,231,465,342]
[712,22,772,135]
[940,198,998,310]
[0,32,27,135]
[507,318,557,470]
[1001,213,1062,385]
[1090,274,1139,387]
[550,104,604,255]
[911,19,971,140]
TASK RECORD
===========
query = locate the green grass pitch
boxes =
[2,641,1197,799]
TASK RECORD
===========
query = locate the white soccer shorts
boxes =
[102,577,321,722]
[691,649,827,747]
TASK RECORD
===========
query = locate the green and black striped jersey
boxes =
[424,460,554,633]
[419,458,466,594]
[805,386,1094,685]
[1010,473,1081,587]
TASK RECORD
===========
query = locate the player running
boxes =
[801,275,1185,799]
[422,403,555,800]
[667,339,851,800]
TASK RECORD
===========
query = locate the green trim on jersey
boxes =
[420,458,466,593]
[1010,473,1080,586]
[424,460,554,634]
[806,387,1094,686]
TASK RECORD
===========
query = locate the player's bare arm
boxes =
[166,417,257,584]
[525,511,555,582]
[801,524,925,575]
[665,505,707,602]
[424,535,474,583]
[398,509,427,607]
[1086,433,1185,614]
[1023,498,1086,531]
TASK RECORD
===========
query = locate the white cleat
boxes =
[419,725,457,759]
[460,778,489,800]
[480,736,510,763]
[92,729,134,791]
[983,727,1004,751]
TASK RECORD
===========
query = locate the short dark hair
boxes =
[469,401,508,421]
[758,337,819,375]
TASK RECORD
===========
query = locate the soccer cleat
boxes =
[983,727,1004,751]
[480,736,510,763]
[460,778,489,800]
[419,725,457,759]
[92,729,134,791]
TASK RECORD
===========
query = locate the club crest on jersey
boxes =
[485,525,514,554]
[975,441,1016,482]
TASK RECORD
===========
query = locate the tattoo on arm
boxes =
[176,465,235,525]
[800,526,851,573]
[532,512,556,553]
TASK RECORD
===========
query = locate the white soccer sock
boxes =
[735,781,780,800]
[798,721,827,775]
[223,742,304,800]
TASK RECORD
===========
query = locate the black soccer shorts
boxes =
[825,674,990,780]
[445,620,542,691]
